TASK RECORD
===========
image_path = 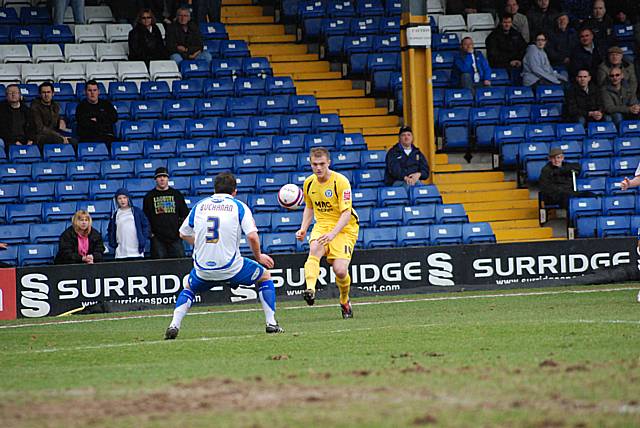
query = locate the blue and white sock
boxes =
[170,289,195,329]
[258,280,277,326]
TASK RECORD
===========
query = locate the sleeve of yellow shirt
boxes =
[336,173,353,213]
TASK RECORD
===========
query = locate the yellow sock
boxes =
[336,273,351,305]
[304,256,320,292]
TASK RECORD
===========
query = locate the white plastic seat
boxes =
[438,14,466,33]
[0,44,32,63]
[105,23,132,42]
[21,63,54,84]
[149,60,181,81]
[467,13,495,31]
[85,6,114,24]
[54,62,85,84]
[460,30,491,49]
[426,0,444,14]
[31,44,65,63]
[117,61,149,81]
[156,23,165,39]
[86,61,118,82]
[96,43,128,61]
[74,24,106,43]
[0,64,22,84]
[64,43,96,62]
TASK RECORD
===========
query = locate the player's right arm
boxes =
[178,215,195,245]
[247,231,274,268]
[296,205,314,241]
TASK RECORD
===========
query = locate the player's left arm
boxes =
[246,231,274,268]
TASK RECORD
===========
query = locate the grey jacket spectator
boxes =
[601,81,640,115]
[486,15,528,69]
[522,38,568,86]
[497,0,530,42]
[30,82,70,146]
[596,47,638,95]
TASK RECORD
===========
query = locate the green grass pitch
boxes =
[1,285,640,427]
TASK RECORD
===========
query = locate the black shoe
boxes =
[303,288,315,306]
[266,323,285,334]
[341,301,353,319]
[164,326,179,340]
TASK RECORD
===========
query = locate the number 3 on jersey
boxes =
[206,216,220,243]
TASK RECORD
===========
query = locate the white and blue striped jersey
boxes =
[179,193,257,281]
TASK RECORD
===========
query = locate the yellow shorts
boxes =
[310,223,359,261]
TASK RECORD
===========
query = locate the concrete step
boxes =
[364,135,397,149]
[463,199,538,212]
[222,5,263,16]
[490,219,542,230]
[435,154,449,164]
[433,164,463,172]
[442,188,531,204]
[433,171,505,184]
[250,44,307,56]
[292,71,343,80]
[339,107,389,116]
[437,181,518,193]
[297,79,353,92]
[494,227,555,242]
[468,208,538,222]
[249,34,297,43]
[359,126,399,136]
[227,24,284,37]
[314,89,366,98]
[270,53,319,62]
[272,61,330,74]
[341,115,400,128]
[224,15,274,24]
[318,98,374,109]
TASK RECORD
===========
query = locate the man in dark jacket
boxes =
[143,167,190,259]
[486,14,528,70]
[546,11,576,66]
[384,126,430,187]
[30,81,71,147]
[527,0,557,38]
[165,6,212,64]
[539,147,592,209]
[569,27,607,78]
[75,80,118,144]
[564,69,606,124]
[0,84,34,149]
[108,188,150,260]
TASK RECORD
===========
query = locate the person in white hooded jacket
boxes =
[522,32,568,87]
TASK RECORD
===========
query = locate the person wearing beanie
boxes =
[384,126,430,187]
[143,167,190,259]
[107,187,150,260]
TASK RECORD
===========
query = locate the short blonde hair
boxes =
[309,147,330,161]
[72,210,93,236]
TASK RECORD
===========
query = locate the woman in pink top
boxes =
[54,210,105,264]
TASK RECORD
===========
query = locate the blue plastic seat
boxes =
[111,101,131,120]
[612,156,640,177]
[180,59,210,79]
[351,188,377,208]
[131,100,163,121]
[242,57,272,77]
[111,141,143,160]
[506,86,535,104]
[588,121,618,139]
[89,179,123,200]
[20,7,50,24]
[402,204,436,225]
[620,120,640,137]
[525,159,548,183]
[227,96,259,116]
[266,153,298,172]
[272,134,304,153]
[250,116,282,136]
[525,124,555,142]
[186,118,217,138]
[271,211,303,232]
[569,197,602,222]
[235,174,257,193]
[55,180,90,201]
[556,123,586,141]
[432,50,457,70]
[0,7,20,26]
[430,223,463,245]
[583,138,614,157]
[200,21,227,40]
[0,183,20,204]
[143,140,177,158]
[77,199,113,220]
[18,84,39,102]
[576,177,606,194]
[372,206,403,226]
[189,176,214,195]
[0,164,31,183]
[312,113,343,133]
[289,95,320,114]
[363,227,397,249]
[19,182,54,203]
[355,169,385,188]
[535,85,564,103]
[332,151,361,170]
[256,172,289,192]
[614,136,640,156]
[195,98,227,118]
[531,103,563,123]
[305,133,336,150]
[262,232,297,253]
[17,244,54,266]
[9,145,41,163]
[166,176,191,194]
[242,136,273,154]
[218,117,249,137]
[176,139,210,158]
[203,78,235,100]
[337,133,367,151]
[475,86,506,106]
[248,193,280,212]
[233,154,265,174]
[580,158,611,177]
[210,58,242,78]
[444,88,473,108]
[141,80,171,99]
[519,142,550,168]
[439,107,470,129]
[108,81,139,101]
[154,120,186,139]
[356,0,385,16]
[378,186,408,206]
[0,245,18,266]
[462,222,495,244]
[120,120,154,141]
[163,99,195,119]
[40,143,75,163]
[265,76,295,95]
[360,150,385,169]
[234,77,266,97]
[500,105,531,124]
[11,26,41,43]
[436,204,468,223]
[397,225,429,247]
[168,157,201,176]
[0,224,30,244]
[603,194,635,216]
[281,114,312,134]
[597,215,631,237]
[210,137,242,155]
[220,39,250,57]
[172,79,204,99]
[30,222,67,244]
[100,160,134,179]
[134,158,167,178]
[258,95,290,115]
[6,202,43,224]
[32,162,67,181]
[605,177,631,195]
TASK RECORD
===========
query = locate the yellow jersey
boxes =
[303,171,359,232]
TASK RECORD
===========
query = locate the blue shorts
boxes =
[188,257,265,294]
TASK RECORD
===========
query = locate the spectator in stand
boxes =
[585,0,613,43]
[499,0,530,42]
[564,69,607,124]
[569,27,606,78]
[193,0,221,23]
[108,188,150,260]
[0,84,34,150]
[539,147,593,209]
[560,0,591,22]
[522,32,569,87]
[106,0,144,24]
[597,46,638,95]
[165,6,212,65]
[452,37,492,92]
[75,80,118,144]
[143,167,190,259]
[601,65,640,125]
[527,0,557,39]
[486,13,528,70]
[30,81,72,148]
[384,126,430,188]
[54,210,104,265]
[128,8,168,65]
[546,11,577,66]
[54,0,85,25]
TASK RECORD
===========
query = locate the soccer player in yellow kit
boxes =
[295,147,359,318]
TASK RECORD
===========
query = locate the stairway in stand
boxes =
[221,0,559,243]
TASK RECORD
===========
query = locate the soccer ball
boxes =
[277,184,304,209]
